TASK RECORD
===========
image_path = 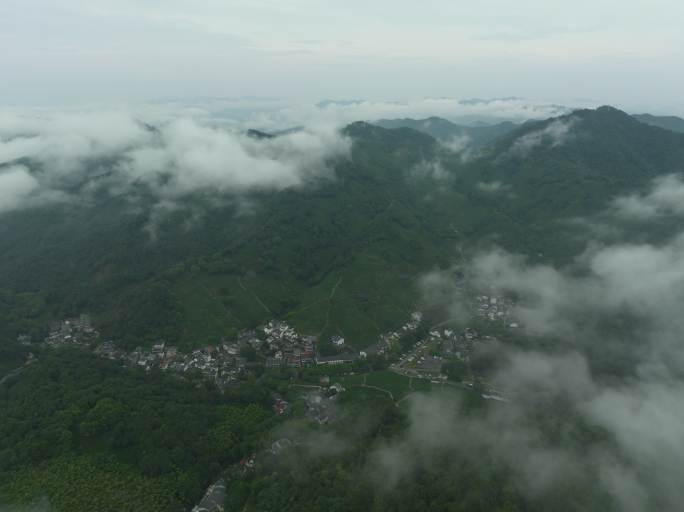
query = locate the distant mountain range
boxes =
[633,113,684,133]
[374,117,519,147]
[375,111,684,147]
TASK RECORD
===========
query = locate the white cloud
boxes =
[409,160,449,181]
[0,110,152,184]
[509,117,577,156]
[0,165,40,213]
[123,119,350,197]
[0,98,574,217]
[0,136,44,163]
[453,236,684,346]
[476,180,509,193]
[613,174,684,220]
[439,134,477,163]
[250,98,571,131]
[410,221,684,510]
[0,108,351,218]
[441,134,471,153]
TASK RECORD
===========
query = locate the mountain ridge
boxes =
[374,116,518,147]
[633,113,684,133]
[1,106,683,349]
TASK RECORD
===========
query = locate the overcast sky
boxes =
[1,1,683,114]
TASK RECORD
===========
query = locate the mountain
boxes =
[471,106,684,213]
[633,113,684,133]
[1,106,684,351]
[0,122,448,350]
[375,116,518,147]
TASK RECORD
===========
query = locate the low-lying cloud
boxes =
[509,117,577,156]
[231,97,574,132]
[0,166,40,213]
[395,210,684,510]
[440,134,476,163]
[0,98,577,220]
[0,109,351,219]
[409,160,449,181]
[441,236,684,367]
[122,120,349,198]
[476,180,510,194]
[613,174,684,220]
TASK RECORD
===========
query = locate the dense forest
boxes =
[0,349,277,511]
[0,348,619,512]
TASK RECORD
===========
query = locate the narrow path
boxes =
[238,276,272,315]
[283,298,327,319]
[348,374,396,400]
[199,282,242,324]
[358,384,394,401]
[329,276,343,300]
[0,366,25,385]
[319,276,343,336]
[290,384,322,390]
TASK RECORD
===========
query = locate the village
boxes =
[392,325,480,379]
[475,293,518,328]
[21,298,518,512]
[28,291,519,397]
[35,311,427,383]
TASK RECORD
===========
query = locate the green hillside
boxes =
[375,116,518,147]
[1,107,684,349]
[634,113,684,133]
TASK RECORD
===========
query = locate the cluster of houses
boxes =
[95,340,247,387]
[428,327,481,362]
[36,314,383,387]
[393,325,489,380]
[259,314,424,368]
[262,320,317,369]
[475,294,518,327]
[359,310,424,359]
[44,315,99,347]
[32,310,437,389]
[394,342,445,379]
[391,311,423,343]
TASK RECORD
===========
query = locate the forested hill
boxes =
[633,113,684,134]
[1,106,684,349]
[374,116,518,147]
[458,106,684,223]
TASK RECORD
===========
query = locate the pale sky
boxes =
[1,0,683,113]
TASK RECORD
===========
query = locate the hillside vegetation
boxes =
[1,107,683,349]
